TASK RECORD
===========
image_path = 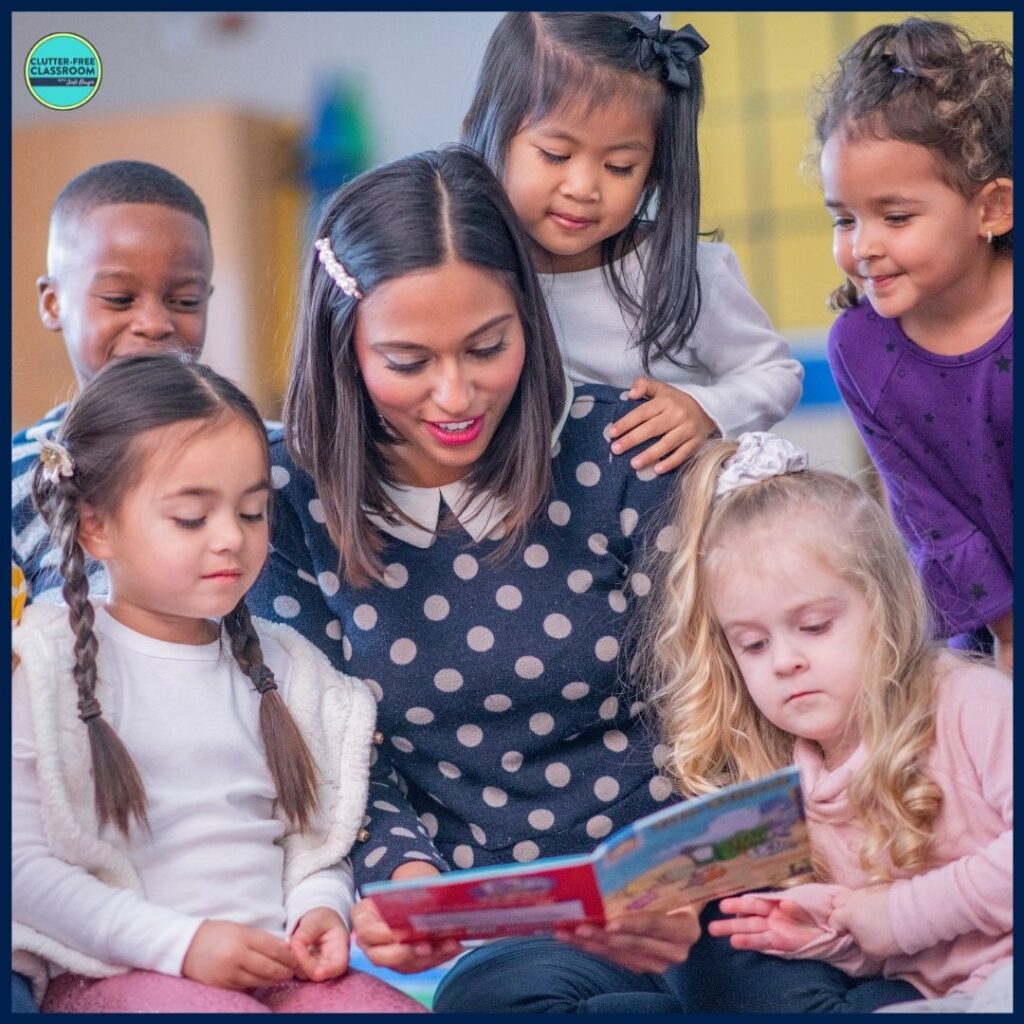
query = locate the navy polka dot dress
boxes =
[249,385,684,886]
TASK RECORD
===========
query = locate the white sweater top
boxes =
[12,605,375,989]
[540,240,804,437]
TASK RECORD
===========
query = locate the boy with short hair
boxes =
[11,161,214,604]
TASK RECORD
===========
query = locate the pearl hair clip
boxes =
[39,439,75,485]
[315,237,363,299]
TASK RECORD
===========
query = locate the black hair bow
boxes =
[629,14,709,90]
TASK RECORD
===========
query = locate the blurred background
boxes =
[11,10,1012,477]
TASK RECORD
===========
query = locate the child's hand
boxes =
[182,919,298,990]
[290,907,350,982]
[989,610,1012,676]
[609,378,715,474]
[555,905,700,974]
[708,894,822,953]
[827,885,895,959]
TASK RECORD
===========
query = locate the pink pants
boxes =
[43,969,429,1014]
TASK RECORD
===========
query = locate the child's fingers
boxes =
[707,914,770,938]
[608,402,660,448]
[717,894,777,917]
[289,934,322,980]
[625,377,659,401]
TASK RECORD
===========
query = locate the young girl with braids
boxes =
[463,11,803,476]
[645,432,1012,1012]
[11,354,424,1014]
[816,18,1013,671]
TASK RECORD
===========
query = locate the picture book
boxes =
[362,765,812,941]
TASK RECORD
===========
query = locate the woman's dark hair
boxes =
[286,145,567,587]
[32,354,319,836]
[461,11,708,373]
[812,17,1013,309]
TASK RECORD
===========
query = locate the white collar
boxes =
[369,370,575,549]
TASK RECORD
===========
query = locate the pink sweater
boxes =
[756,659,1012,998]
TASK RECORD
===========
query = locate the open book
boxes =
[362,765,812,941]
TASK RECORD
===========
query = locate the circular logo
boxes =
[25,33,102,111]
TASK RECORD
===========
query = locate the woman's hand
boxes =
[709,894,823,953]
[352,862,464,974]
[555,905,701,974]
[827,885,895,960]
[182,919,298,990]
[608,378,715,474]
[290,907,350,982]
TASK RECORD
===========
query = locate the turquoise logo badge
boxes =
[25,33,102,111]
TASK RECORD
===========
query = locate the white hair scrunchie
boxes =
[714,431,808,500]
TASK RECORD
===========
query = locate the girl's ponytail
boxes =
[35,467,148,836]
[223,600,320,832]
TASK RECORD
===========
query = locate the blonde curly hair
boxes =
[642,438,944,881]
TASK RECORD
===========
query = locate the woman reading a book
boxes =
[249,148,851,1013]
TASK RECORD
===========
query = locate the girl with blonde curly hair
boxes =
[644,432,1011,1010]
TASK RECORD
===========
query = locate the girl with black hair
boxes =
[12,355,422,1014]
[463,11,804,476]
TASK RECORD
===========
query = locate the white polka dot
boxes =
[273,595,300,619]
[390,638,417,665]
[587,815,614,839]
[342,635,353,660]
[438,761,461,779]
[501,751,523,772]
[576,462,601,487]
[435,668,464,692]
[363,846,386,868]
[530,712,555,735]
[594,777,620,801]
[496,585,523,610]
[569,395,595,418]
[656,525,681,553]
[619,508,639,536]
[608,590,627,613]
[630,572,652,597]
[562,681,589,700]
[599,696,619,720]
[548,501,571,526]
[406,707,435,725]
[318,571,340,597]
[453,845,475,868]
[588,533,609,556]
[365,679,383,702]
[484,694,512,712]
[652,744,671,769]
[404,850,435,862]
[373,800,399,813]
[383,563,408,589]
[298,569,318,586]
[467,626,494,652]
[390,826,416,839]
[567,569,592,594]
[603,730,628,752]
[453,554,479,580]
[470,823,487,845]
[308,498,326,523]
[524,544,549,568]
[515,655,544,679]
[545,762,571,787]
[457,724,484,747]
[424,595,450,621]
[513,841,540,862]
[650,775,675,801]
[325,618,343,640]
[271,465,290,489]
[630,701,646,718]
[391,736,414,753]
[483,786,508,808]
[636,466,657,482]
[595,636,619,662]
[528,809,555,830]
[419,813,439,838]
[543,613,572,639]
[353,604,378,630]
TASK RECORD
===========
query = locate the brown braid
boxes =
[222,599,320,831]
[45,480,148,835]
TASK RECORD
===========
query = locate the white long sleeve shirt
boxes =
[12,607,357,979]
[540,240,803,437]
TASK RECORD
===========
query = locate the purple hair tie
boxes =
[892,66,908,75]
